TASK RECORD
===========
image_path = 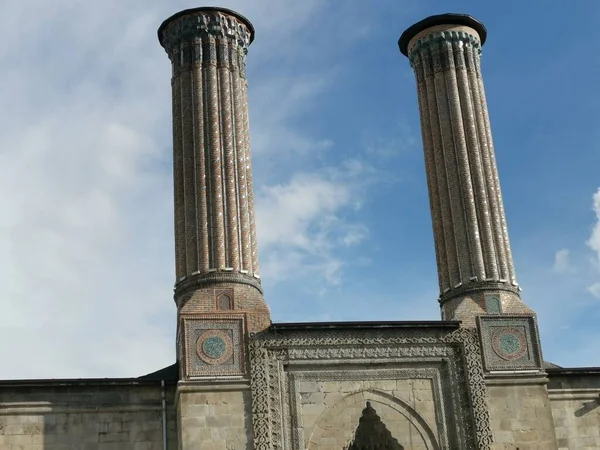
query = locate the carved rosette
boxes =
[477,315,544,372]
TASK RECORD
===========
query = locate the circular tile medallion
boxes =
[491,327,527,361]
[196,330,234,365]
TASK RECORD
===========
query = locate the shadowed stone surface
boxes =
[345,402,404,450]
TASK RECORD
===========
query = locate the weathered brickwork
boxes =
[176,383,252,450]
[157,6,270,382]
[486,381,558,450]
[398,14,536,325]
[0,382,178,449]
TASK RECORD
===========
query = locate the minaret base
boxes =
[441,288,534,327]
[176,282,269,380]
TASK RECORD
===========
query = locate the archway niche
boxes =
[308,390,439,450]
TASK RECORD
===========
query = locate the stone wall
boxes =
[0,380,177,450]
[547,370,600,450]
[485,378,557,450]
[176,382,252,450]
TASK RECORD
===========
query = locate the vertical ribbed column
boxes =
[232,46,252,274]
[180,43,199,275]
[205,35,226,270]
[473,50,517,284]
[399,15,531,322]
[159,8,265,302]
[192,37,210,273]
[172,59,185,280]
[242,71,260,276]
[458,41,498,281]
[413,54,449,291]
[219,37,241,271]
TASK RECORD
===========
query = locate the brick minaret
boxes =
[399,14,534,325]
[158,7,269,379]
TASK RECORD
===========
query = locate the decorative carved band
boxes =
[249,328,493,450]
[439,280,520,305]
[409,31,482,71]
[174,271,263,304]
[159,10,252,57]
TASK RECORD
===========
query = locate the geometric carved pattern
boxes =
[477,315,543,372]
[249,327,493,450]
[345,402,404,450]
[182,315,245,377]
[491,327,527,361]
[196,329,234,365]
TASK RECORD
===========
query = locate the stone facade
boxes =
[176,383,252,450]
[486,380,558,449]
[0,8,598,450]
[0,381,178,449]
[249,323,494,450]
[547,370,600,450]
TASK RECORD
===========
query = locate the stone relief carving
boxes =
[308,386,441,450]
[249,328,493,450]
[344,402,404,450]
[477,315,543,372]
[181,315,246,378]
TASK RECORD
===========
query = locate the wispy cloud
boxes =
[0,0,398,379]
[552,249,575,274]
[585,187,600,298]
[586,188,600,267]
[257,168,370,286]
[587,283,600,299]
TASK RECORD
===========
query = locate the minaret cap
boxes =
[398,13,487,57]
[157,6,255,48]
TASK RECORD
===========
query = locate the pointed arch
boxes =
[308,389,440,450]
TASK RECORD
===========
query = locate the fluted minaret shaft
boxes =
[159,9,261,294]
[399,15,530,321]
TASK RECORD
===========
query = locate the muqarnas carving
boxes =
[182,316,245,377]
[345,402,404,450]
[477,315,543,372]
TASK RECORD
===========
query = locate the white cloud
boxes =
[586,187,600,267]
[584,188,600,299]
[257,171,368,286]
[552,248,574,274]
[0,0,389,379]
[587,282,600,299]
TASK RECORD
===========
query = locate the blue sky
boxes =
[0,0,599,378]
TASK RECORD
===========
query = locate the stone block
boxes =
[298,382,319,393]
